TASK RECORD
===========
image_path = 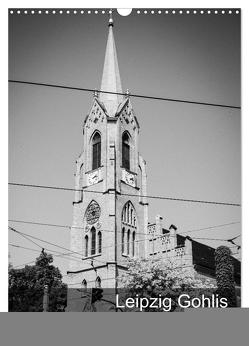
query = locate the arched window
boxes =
[122,132,130,170]
[121,201,137,257]
[127,229,130,255]
[132,231,136,257]
[85,235,89,257]
[122,228,125,253]
[92,132,101,170]
[82,279,87,289]
[96,276,101,288]
[98,231,102,254]
[91,227,96,255]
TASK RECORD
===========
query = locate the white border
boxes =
[2,0,248,311]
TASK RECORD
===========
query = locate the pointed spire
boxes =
[99,11,124,116]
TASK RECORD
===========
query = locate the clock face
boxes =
[124,171,135,187]
[85,201,101,225]
[88,171,99,186]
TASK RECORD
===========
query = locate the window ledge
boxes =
[121,222,137,228]
[122,253,135,258]
[82,179,103,189]
[85,166,104,175]
[82,253,102,261]
[121,167,137,176]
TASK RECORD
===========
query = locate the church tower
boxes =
[67,15,148,290]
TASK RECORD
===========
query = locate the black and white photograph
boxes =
[8,8,241,311]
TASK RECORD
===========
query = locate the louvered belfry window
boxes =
[92,132,101,170]
[122,132,130,170]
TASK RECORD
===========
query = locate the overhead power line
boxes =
[9,243,41,253]
[8,218,241,238]
[10,228,85,262]
[9,226,107,266]
[8,218,156,237]
[9,220,241,271]
[192,235,240,242]
[9,222,240,266]
[9,243,84,264]
[8,79,241,110]
[8,182,241,207]
[180,221,241,235]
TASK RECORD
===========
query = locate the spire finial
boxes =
[108,9,114,27]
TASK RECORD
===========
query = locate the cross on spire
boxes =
[108,9,114,27]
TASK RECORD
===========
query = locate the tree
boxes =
[9,251,67,311]
[120,257,215,311]
[215,246,237,307]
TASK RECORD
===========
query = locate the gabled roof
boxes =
[83,97,108,127]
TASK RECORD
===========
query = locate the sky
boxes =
[8,10,241,278]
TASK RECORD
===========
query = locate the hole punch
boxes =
[117,9,132,16]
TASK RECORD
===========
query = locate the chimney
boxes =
[155,215,163,234]
[169,224,177,250]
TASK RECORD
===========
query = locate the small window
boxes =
[96,276,101,288]
[132,231,135,257]
[127,229,130,255]
[85,235,89,257]
[98,231,102,254]
[91,227,96,255]
[82,279,87,289]
[122,132,130,170]
[122,228,125,253]
[92,132,101,170]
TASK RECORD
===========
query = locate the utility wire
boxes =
[9,226,204,270]
[9,243,41,253]
[14,229,42,249]
[9,219,241,254]
[9,224,240,268]
[9,229,240,272]
[8,218,241,238]
[9,243,84,264]
[180,221,241,235]
[8,182,241,207]
[9,232,85,263]
[9,218,147,235]
[10,238,194,271]
[9,226,107,266]
[191,235,240,242]
[8,218,175,237]
[8,80,241,110]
